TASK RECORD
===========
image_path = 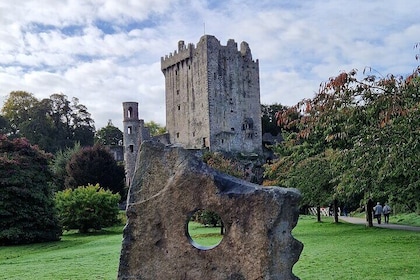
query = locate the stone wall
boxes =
[118,141,303,279]
[161,35,262,154]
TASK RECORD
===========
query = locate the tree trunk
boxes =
[333,199,339,223]
[367,198,374,227]
[317,206,321,222]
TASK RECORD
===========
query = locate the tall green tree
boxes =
[1,92,95,153]
[0,135,61,244]
[70,97,95,147]
[261,103,286,135]
[1,91,38,136]
[145,121,166,136]
[50,143,81,192]
[19,98,55,150]
[95,120,123,146]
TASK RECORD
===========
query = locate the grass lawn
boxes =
[293,215,420,280]
[0,226,123,280]
[1,215,419,279]
[187,221,223,247]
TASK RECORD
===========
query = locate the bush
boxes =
[0,135,61,245]
[55,184,121,233]
[65,144,126,197]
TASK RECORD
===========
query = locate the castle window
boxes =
[176,132,180,138]
[231,127,235,131]
[193,132,195,137]
[177,105,181,110]
[129,145,134,153]
[127,107,133,118]
[177,90,179,95]
[243,118,254,130]
[128,126,132,134]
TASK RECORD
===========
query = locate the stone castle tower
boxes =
[122,102,150,186]
[161,35,262,154]
[123,35,263,185]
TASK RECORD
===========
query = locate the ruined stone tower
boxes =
[161,35,262,154]
[122,102,150,186]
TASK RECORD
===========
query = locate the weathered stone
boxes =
[118,141,303,279]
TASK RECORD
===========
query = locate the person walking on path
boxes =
[374,202,383,224]
[383,203,391,224]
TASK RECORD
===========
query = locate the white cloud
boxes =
[1,0,419,131]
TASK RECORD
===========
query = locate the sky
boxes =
[1,0,419,131]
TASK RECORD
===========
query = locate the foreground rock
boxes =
[118,141,303,279]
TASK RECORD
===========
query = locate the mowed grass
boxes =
[187,221,223,247]
[1,216,419,280]
[293,216,420,280]
[0,226,123,280]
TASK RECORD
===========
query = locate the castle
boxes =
[123,35,263,186]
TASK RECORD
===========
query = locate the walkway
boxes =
[339,216,420,232]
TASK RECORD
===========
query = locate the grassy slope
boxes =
[1,216,419,280]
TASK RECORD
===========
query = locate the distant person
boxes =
[373,202,383,224]
[383,203,391,224]
[342,205,348,216]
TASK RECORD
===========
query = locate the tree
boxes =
[1,91,38,136]
[95,120,123,146]
[55,184,120,233]
[49,93,95,150]
[19,98,55,152]
[65,144,126,197]
[287,152,336,222]
[145,121,166,136]
[271,59,420,219]
[0,135,61,245]
[70,96,95,147]
[0,115,11,135]
[50,143,81,192]
[261,103,288,135]
[1,92,95,153]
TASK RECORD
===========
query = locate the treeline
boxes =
[264,64,420,216]
[0,91,95,153]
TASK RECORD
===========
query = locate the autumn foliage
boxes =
[267,57,420,214]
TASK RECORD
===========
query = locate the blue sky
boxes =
[1,0,419,130]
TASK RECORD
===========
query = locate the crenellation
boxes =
[161,42,195,71]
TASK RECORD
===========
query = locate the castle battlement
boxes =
[161,40,195,71]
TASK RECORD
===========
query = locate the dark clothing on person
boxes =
[383,204,391,224]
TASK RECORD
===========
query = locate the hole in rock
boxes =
[186,209,225,250]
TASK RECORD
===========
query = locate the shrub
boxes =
[0,135,61,245]
[202,152,244,179]
[55,184,121,233]
[65,144,126,197]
